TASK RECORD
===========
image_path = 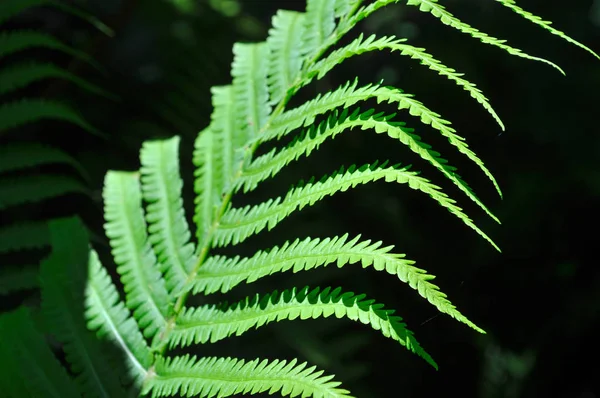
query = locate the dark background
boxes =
[4,0,599,397]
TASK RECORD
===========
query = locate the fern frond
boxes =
[0,62,109,97]
[404,0,564,74]
[0,222,48,254]
[0,174,88,210]
[0,99,98,135]
[257,80,378,143]
[340,0,563,74]
[0,142,88,178]
[170,286,436,368]
[231,43,271,140]
[103,171,171,339]
[221,164,495,251]
[251,85,502,205]
[190,234,483,332]
[193,128,220,247]
[305,33,504,131]
[494,0,600,61]
[209,86,238,195]
[85,249,153,386]
[302,0,336,61]
[40,217,127,397]
[334,0,563,75]
[267,10,306,105]
[334,0,358,18]
[0,0,113,37]
[141,137,197,295]
[0,264,38,295]
[0,31,96,66]
[0,307,79,398]
[145,355,351,398]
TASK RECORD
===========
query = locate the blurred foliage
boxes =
[0,0,598,397]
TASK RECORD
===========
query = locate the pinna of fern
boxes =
[81,0,597,397]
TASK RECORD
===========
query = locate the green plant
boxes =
[3,0,597,397]
[0,0,109,298]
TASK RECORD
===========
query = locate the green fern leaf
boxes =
[267,10,306,105]
[104,171,171,339]
[0,307,80,398]
[0,99,98,135]
[406,0,565,73]
[145,355,352,398]
[495,0,600,61]
[190,234,482,332]
[40,217,127,397]
[141,137,197,295]
[305,33,504,131]
[231,43,271,140]
[169,286,436,368]
[85,249,153,386]
[218,161,496,251]
[0,264,38,295]
[243,105,500,203]
[343,0,563,74]
[334,0,358,18]
[193,127,221,248]
[251,83,502,204]
[302,0,336,61]
[0,174,88,210]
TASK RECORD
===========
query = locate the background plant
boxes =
[0,0,111,303]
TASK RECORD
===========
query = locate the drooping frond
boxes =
[0,174,88,210]
[0,99,97,134]
[0,0,113,36]
[0,265,38,295]
[40,217,127,397]
[190,234,483,332]
[0,31,96,65]
[304,33,504,131]
[0,62,109,97]
[494,0,600,61]
[145,355,351,398]
[0,307,80,398]
[85,249,153,386]
[218,162,497,250]
[0,222,48,254]
[141,137,197,295]
[103,171,171,339]
[0,142,88,178]
[170,286,436,368]
[343,0,563,74]
[249,86,502,202]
